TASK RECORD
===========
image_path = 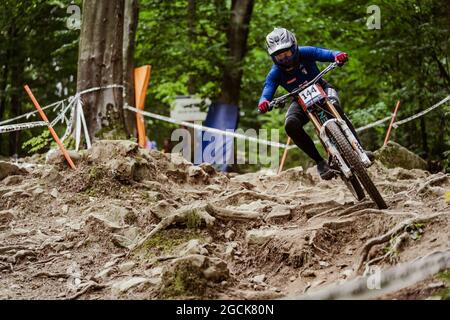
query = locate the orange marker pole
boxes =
[134,65,152,148]
[383,100,401,147]
[278,137,291,174]
[24,85,76,169]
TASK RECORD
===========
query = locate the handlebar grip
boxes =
[268,101,277,111]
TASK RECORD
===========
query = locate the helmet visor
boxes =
[273,49,293,63]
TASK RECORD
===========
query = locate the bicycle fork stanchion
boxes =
[277,137,291,174]
[24,85,76,170]
[384,100,401,146]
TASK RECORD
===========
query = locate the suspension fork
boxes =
[325,101,371,167]
[305,103,352,178]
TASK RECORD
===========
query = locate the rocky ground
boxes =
[0,140,449,300]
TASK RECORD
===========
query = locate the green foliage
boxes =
[1,0,449,170]
[22,130,53,154]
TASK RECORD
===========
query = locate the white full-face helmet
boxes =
[266,27,299,69]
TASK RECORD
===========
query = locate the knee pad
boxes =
[285,116,300,136]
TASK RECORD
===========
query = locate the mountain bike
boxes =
[269,62,388,209]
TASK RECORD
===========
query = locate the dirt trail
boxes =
[0,140,449,300]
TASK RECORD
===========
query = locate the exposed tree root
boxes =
[308,206,346,221]
[66,281,106,300]
[338,208,414,220]
[33,272,71,279]
[218,190,286,205]
[0,245,36,254]
[364,231,409,269]
[417,174,449,194]
[355,212,448,273]
[337,201,375,217]
[205,203,261,221]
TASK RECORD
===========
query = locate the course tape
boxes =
[286,249,450,300]
[1,85,448,151]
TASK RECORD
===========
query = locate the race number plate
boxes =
[298,84,326,109]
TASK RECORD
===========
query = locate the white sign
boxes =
[171,95,209,122]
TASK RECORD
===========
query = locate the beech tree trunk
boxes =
[77,0,138,140]
[218,0,254,106]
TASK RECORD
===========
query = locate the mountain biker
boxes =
[258,27,373,180]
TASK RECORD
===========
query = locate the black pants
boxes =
[284,85,360,163]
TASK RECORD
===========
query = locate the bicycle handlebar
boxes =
[268,62,339,111]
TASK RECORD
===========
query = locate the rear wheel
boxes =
[327,122,387,209]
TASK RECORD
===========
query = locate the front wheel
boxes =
[327,122,388,209]
[342,175,365,201]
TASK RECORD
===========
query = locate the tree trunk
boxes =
[187,0,196,95]
[123,0,139,136]
[218,0,254,106]
[77,0,137,140]
[7,21,24,157]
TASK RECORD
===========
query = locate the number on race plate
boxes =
[298,84,325,107]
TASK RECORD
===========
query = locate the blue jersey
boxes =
[259,46,340,104]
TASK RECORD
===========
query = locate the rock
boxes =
[0,210,15,228]
[224,230,235,240]
[188,166,207,179]
[2,175,24,186]
[50,188,59,198]
[112,227,140,248]
[150,200,177,219]
[172,254,207,269]
[301,270,316,277]
[199,163,216,176]
[169,153,192,167]
[62,205,69,214]
[178,239,204,256]
[141,181,163,192]
[374,141,427,170]
[252,274,266,284]
[319,261,330,268]
[46,149,81,166]
[289,276,297,282]
[94,268,115,280]
[0,161,27,180]
[84,204,137,231]
[224,242,238,258]
[146,191,163,202]
[41,167,62,184]
[202,257,229,282]
[161,254,229,297]
[265,205,292,223]
[109,158,136,182]
[280,166,314,185]
[245,228,278,245]
[118,261,136,273]
[88,140,139,162]
[111,277,149,294]
[144,267,164,278]
[32,187,45,196]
